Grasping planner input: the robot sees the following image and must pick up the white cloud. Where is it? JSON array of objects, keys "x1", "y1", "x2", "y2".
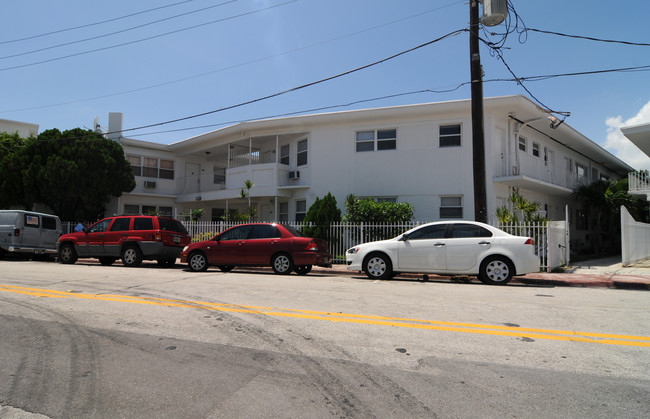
[{"x1": 604, "y1": 100, "x2": 650, "y2": 170}]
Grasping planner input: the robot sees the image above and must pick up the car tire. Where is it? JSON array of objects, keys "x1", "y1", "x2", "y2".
[
  {"x1": 363, "y1": 252, "x2": 393, "y2": 280},
  {"x1": 218, "y1": 265, "x2": 235, "y2": 272},
  {"x1": 479, "y1": 256, "x2": 514, "y2": 285},
  {"x1": 294, "y1": 265, "x2": 312, "y2": 275},
  {"x1": 271, "y1": 253, "x2": 293, "y2": 275},
  {"x1": 59, "y1": 243, "x2": 78, "y2": 264},
  {"x1": 188, "y1": 252, "x2": 209, "y2": 272},
  {"x1": 121, "y1": 245, "x2": 143, "y2": 267},
  {"x1": 99, "y1": 257, "x2": 116, "y2": 266}
]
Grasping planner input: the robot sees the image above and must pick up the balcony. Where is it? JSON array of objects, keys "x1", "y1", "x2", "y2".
[
  {"x1": 628, "y1": 171, "x2": 650, "y2": 197},
  {"x1": 492, "y1": 153, "x2": 588, "y2": 196},
  {"x1": 175, "y1": 163, "x2": 308, "y2": 203}
]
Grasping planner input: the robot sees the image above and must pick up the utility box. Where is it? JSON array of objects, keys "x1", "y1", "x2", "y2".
[{"x1": 481, "y1": 0, "x2": 508, "y2": 27}]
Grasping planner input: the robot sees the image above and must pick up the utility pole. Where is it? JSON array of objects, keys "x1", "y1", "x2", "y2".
[{"x1": 469, "y1": 0, "x2": 488, "y2": 223}]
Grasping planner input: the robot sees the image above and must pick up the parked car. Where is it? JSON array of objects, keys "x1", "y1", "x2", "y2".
[
  {"x1": 346, "y1": 221, "x2": 540, "y2": 284},
  {"x1": 57, "y1": 215, "x2": 190, "y2": 267},
  {"x1": 181, "y1": 223, "x2": 333, "y2": 274},
  {"x1": 0, "y1": 210, "x2": 62, "y2": 258}
]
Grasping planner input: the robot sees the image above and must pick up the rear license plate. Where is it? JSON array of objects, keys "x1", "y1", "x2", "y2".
[{"x1": 173, "y1": 236, "x2": 180, "y2": 243}]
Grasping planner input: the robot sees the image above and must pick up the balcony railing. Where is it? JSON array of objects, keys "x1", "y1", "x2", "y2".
[
  {"x1": 493, "y1": 153, "x2": 590, "y2": 191},
  {"x1": 628, "y1": 171, "x2": 650, "y2": 194}
]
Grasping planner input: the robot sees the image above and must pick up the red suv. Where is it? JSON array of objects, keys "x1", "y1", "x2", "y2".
[{"x1": 57, "y1": 216, "x2": 190, "y2": 267}]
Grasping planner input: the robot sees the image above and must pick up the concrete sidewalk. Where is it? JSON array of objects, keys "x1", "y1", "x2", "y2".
[{"x1": 314, "y1": 256, "x2": 650, "y2": 290}]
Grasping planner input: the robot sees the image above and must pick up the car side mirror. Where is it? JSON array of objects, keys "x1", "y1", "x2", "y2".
[
  {"x1": 83, "y1": 227, "x2": 89, "y2": 233},
  {"x1": 399, "y1": 233, "x2": 409, "y2": 241}
]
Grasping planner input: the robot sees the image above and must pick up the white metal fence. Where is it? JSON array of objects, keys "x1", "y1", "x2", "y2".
[{"x1": 180, "y1": 220, "x2": 549, "y2": 270}]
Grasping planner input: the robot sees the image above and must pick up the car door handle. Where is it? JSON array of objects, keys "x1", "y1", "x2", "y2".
[
  {"x1": 268, "y1": 240, "x2": 278, "y2": 245},
  {"x1": 478, "y1": 241, "x2": 491, "y2": 245},
  {"x1": 237, "y1": 241, "x2": 245, "y2": 246},
  {"x1": 434, "y1": 243, "x2": 445, "y2": 247}
]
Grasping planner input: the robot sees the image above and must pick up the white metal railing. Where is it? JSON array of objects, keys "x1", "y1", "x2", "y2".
[
  {"x1": 181, "y1": 220, "x2": 549, "y2": 270},
  {"x1": 628, "y1": 171, "x2": 650, "y2": 194}
]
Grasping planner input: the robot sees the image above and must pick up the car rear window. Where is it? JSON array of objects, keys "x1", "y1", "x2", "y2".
[
  {"x1": 158, "y1": 218, "x2": 188, "y2": 234},
  {"x1": 133, "y1": 218, "x2": 154, "y2": 231}
]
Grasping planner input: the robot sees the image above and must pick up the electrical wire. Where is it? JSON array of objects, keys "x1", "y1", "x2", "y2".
[
  {"x1": 0, "y1": 0, "x2": 238, "y2": 60},
  {"x1": 117, "y1": 29, "x2": 468, "y2": 134},
  {"x1": 0, "y1": 0, "x2": 466, "y2": 114},
  {"x1": 0, "y1": 0, "x2": 200, "y2": 45},
  {"x1": 0, "y1": 0, "x2": 297, "y2": 73},
  {"x1": 524, "y1": 28, "x2": 650, "y2": 47}
]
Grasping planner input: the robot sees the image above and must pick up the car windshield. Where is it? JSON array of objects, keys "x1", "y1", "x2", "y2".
[
  {"x1": 283, "y1": 225, "x2": 304, "y2": 237},
  {"x1": 158, "y1": 218, "x2": 188, "y2": 234}
]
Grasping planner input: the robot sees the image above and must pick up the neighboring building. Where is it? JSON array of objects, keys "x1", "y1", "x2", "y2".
[
  {"x1": 104, "y1": 95, "x2": 632, "y2": 239},
  {"x1": 623, "y1": 122, "x2": 650, "y2": 199},
  {"x1": 0, "y1": 118, "x2": 39, "y2": 138}
]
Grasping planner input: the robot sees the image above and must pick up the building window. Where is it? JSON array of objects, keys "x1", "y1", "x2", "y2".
[
  {"x1": 142, "y1": 205, "x2": 156, "y2": 215},
  {"x1": 576, "y1": 162, "x2": 587, "y2": 180},
  {"x1": 591, "y1": 167, "x2": 599, "y2": 181},
  {"x1": 143, "y1": 158, "x2": 158, "y2": 178},
  {"x1": 124, "y1": 204, "x2": 139, "y2": 215},
  {"x1": 297, "y1": 139, "x2": 308, "y2": 166},
  {"x1": 295, "y1": 200, "x2": 307, "y2": 222},
  {"x1": 213, "y1": 166, "x2": 225, "y2": 184},
  {"x1": 211, "y1": 208, "x2": 225, "y2": 222},
  {"x1": 127, "y1": 155, "x2": 141, "y2": 176},
  {"x1": 518, "y1": 136, "x2": 527, "y2": 152},
  {"x1": 440, "y1": 196, "x2": 463, "y2": 218},
  {"x1": 356, "y1": 129, "x2": 397, "y2": 152},
  {"x1": 280, "y1": 144, "x2": 290, "y2": 165},
  {"x1": 159, "y1": 207, "x2": 173, "y2": 217},
  {"x1": 532, "y1": 143, "x2": 540, "y2": 157},
  {"x1": 439, "y1": 124, "x2": 461, "y2": 147},
  {"x1": 279, "y1": 202, "x2": 289, "y2": 222},
  {"x1": 159, "y1": 160, "x2": 174, "y2": 179}
]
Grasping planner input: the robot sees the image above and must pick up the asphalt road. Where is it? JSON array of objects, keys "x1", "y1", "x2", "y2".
[{"x1": 0, "y1": 259, "x2": 648, "y2": 418}]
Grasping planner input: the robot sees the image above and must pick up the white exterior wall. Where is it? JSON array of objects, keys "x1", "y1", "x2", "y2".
[
  {"x1": 0, "y1": 118, "x2": 39, "y2": 138},
  {"x1": 105, "y1": 96, "x2": 632, "y2": 227}
]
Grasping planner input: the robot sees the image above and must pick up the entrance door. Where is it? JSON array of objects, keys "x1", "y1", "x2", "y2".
[{"x1": 185, "y1": 163, "x2": 200, "y2": 194}]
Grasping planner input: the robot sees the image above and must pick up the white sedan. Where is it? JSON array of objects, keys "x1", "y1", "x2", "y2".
[{"x1": 346, "y1": 221, "x2": 540, "y2": 285}]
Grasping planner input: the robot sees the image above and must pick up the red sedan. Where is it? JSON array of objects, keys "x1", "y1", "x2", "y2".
[{"x1": 180, "y1": 223, "x2": 332, "y2": 275}]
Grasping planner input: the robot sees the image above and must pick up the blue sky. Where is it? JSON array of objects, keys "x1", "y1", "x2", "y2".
[{"x1": 2, "y1": 0, "x2": 649, "y2": 168}]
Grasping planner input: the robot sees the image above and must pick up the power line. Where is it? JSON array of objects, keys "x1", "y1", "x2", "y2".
[
  {"x1": 0, "y1": 0, "x2": 466, "y2": 114},
  {"x1": 0, "y1": 0, "x2": 237, "y2": 60},
  {"x1": 118, "y1": 29, "x2": 468, "y2": 134},
  {"x1": 0, "y1": 0, "x2": 199, "y2": 45},
  {"x1": 0, "y1": 0, "x2": 297, "y2": 73},
  {"x1": 525, "y1": 28, "x2": 650, "y2": 47}
]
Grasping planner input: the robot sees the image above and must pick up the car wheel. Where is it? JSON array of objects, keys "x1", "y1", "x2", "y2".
[
  {"x1": 479, "y1": 256, "x2": 514, "y2": 285},
  {"x1": 121, "y1": 245, "x2": 143, "y2": 267},
  {"x1": 59, "y1": 243, "x2": 78, "y2": 264},
  {"x1": 294, "y1": 265, "x2": 312, "y2": 275},
  {"x1": 218, "y1": 265, "x2": 235, "y2": 272},
  {"x1": 99, "y1": 257, "x2": 116, "y2": 266},
  {"x1": 271, "y1": 253, "x2": 293, "y2": 275},
  {"x1": 188, "y1": 252, "x2": 209, "y2": 272},
  {"x1": 157, "y1": 258, "x2": 176, "y2": 267},
  {"x1": 363, "y1": 252, "x2": 392, "y2": 280}
]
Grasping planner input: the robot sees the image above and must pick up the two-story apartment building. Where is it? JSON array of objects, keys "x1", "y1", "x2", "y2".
[{"x1": 104, "y1": 95, "x2": 632, "y2": 239}]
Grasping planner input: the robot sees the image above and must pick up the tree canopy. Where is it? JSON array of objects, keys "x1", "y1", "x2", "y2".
[
  {"x1": 302, "y1": 192, "x2": 341, "y2": 239},
  {"x1": 0, "y1": 128, "x2": 135, "y2": 220}
]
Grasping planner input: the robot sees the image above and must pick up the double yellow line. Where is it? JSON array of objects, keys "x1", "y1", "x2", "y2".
[{"x1": 2, "y1": 284, "x2": 649, "y2": 348}]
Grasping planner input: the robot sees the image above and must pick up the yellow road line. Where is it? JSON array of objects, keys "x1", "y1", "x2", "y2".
[{"x1": 2, "y1": 284, "x2": 649, "y2": 347}]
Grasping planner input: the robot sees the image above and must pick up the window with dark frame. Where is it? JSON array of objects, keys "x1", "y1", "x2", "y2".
[
  {"x1": 297, "y1": 140, "x2": 308, "y2": 166},
  {"x1": 440, "y1": 196, "x2": 463, "y2": 218},
  {"x1": 439, "y1": 124, "x2": 461, "y2": 147},
  {"x1": 356, "y1": 129, "x2": 397, "y2": 152},
  {"x1": 280, "y1": 144, "x2": 290, "y2": 165},
  {"x1": 296, "y1": 200, "x2": 307, "y2": 222}
]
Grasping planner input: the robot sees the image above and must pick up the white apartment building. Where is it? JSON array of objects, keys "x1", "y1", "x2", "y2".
[
  {"x1": 0, "y1": 118, "x2": 39, "y2": 138},
  {"x1": 105, "y1": 95, "x2": 633, "y2": 238}
]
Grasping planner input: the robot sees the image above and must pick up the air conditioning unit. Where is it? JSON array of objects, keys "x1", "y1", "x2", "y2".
[
  {"x1": 288, "y1": 171, "x2": 300, "y2": 180},
  {"x1": 144, "y1": 181, "x2": 156, "y2": 188}
]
